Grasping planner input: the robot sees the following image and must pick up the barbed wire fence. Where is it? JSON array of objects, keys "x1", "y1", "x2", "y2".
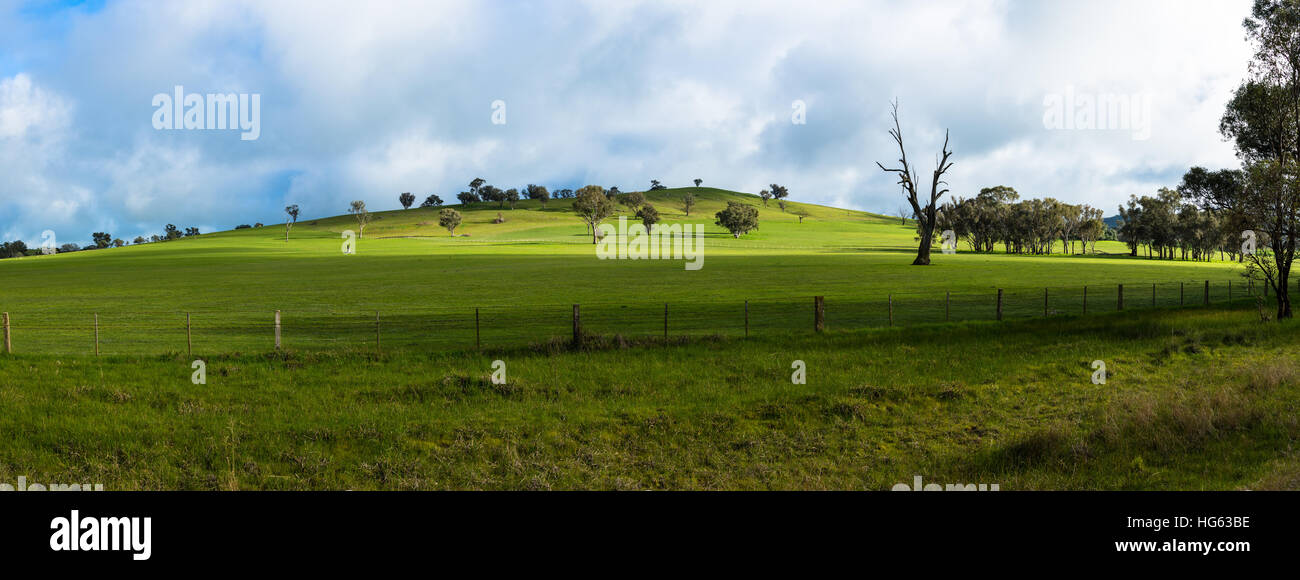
[{"x1": 0, "y1": 277, "x2": 1281, "y2": 357}]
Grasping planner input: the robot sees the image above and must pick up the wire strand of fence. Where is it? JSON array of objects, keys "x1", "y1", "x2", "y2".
[{"x1": 0, "y1": 278, "x2": 1281, "y2": 356}]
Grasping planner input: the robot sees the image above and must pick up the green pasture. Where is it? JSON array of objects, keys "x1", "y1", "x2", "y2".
[
  {"x1": 0, "y1": 305, "x2": 1295, "y2": 490},
  {"x1": 0, "y1": 188, "x2": 1249, "y2": 355}
]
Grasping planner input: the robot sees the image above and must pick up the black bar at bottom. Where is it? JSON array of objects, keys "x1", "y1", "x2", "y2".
[{"x1": 0, "y1": 491, "x2": 1284, "y2": 570}]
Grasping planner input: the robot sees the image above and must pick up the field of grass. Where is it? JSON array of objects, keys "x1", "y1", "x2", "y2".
[
  {"x1": 2, "y1": 186, "x2": 1292, "y2": 491},
  {"x1": 0, "y1": 304, "x2": 1295, "y2": 490},
  {"x1": 0, "y1": 187, "x2": 1251, "y2": 354}
]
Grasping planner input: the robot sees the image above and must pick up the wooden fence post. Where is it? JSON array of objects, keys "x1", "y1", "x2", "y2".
[
  {"x1": 1117, "y1": 284, "x2": 1124, "y2": 311},
  {"x1": 274, "y1": 310, "x2": 281, "y2": 350},
  {"x1": 814, "y1": 296, "x2": 825, "y2": 333},
  {"x1": 475, "y1": 308, "x2": 481, "y2": 350},
  {"x1": 888, "y1": 294, "x2": 893, "y2": 327},
  {"x1": 1204, "y1": 280, "x2": 1210, "y2": 305},
  {"x1": 744, "y1": 300, "x2": 749, "y2": 338},
  {"x1": 572, "y1": 304, "x2": 581, "y2": 345},
  {"x1": 186, "y1": 313, "x2": 192, "y2": 357},
  {"x1": 94, "y1": 313, "x2": 99, "y2": 356},
  {"x1": 996, "y1": 289, "x2": 1003, "y2": 321},
  {"x1": 1228, "y1": 280, "x2": 1232, "y2": 300},
  {"x1": 2, "y1": 312, "x2": 9, "y2": 354},
  {"x1": 1152, "y1": 283, "x2": 1156, "y2": 307}
]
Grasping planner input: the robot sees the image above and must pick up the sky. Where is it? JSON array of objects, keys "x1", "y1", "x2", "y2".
[{"x1": 0, "y1": 0, "x2": 1256, "y2": 245}]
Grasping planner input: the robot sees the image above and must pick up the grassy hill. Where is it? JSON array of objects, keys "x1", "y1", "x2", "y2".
[
  {"x1": 0, "y1": 187, "x2": 1244, "y2": 354},
  {"x1": 291, "y1": 187, "x2": 906, "y2": 244}
]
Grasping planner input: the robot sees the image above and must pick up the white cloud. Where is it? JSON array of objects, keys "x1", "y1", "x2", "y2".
[
  {"x1": 0, "y1": 73, "x2": 70, "y2": 138},
  {"x1": 0, "y1": 73, "x2": 92, "y2": 242}
]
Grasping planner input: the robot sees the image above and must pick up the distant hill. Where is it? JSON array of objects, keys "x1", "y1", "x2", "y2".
[
  {"x1": 256, "y1": 186, "x2": 900, "y2": 242},
  {"x1": 1103, "y1": 215, "x2": 1123, "y2": 230}
]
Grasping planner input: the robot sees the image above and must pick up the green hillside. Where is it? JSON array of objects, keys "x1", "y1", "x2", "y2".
[
  {"x1": 0, "y1": 187, "x2": 1244, "y2": 355},
  {"x1": 316, "y1": 187, "x2": 907, "y2": 244}
]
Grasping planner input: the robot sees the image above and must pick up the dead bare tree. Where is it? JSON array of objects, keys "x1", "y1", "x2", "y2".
[
  {"x1": 895, "y1": 204, "x2": 911, "y2": 225},
  {"x1": 876, "y1": 100, "x2": 954, "y2": 265}
]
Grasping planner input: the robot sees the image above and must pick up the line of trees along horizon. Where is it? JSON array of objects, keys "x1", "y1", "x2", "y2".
[
  {"x1": 937, "y1": 186, "x2": 1111, "y2": 256},
  {"x1": 1116, "y1": 185, "x2": 1242, "y2": 262},
  {"x1": 0, "y1": 223, "x2": 200, "y2": 259},
  {"x1": 932, "y1": 183, "x2": 1245, "y2": 263}
]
